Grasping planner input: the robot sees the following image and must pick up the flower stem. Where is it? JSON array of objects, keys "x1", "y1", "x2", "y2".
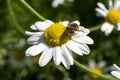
[
  {"x1": 89, "y1": 24, "x2": 101, "y2": 32},
  {"x1": 74, "y1": 60, "x2": 118, "y2": 80},
  {"x1": 20, "y1": 0, "x2": 46, "y2": 21},
  {"x1": 7, "y1": 0, "x2": 25, "y2": 35}
]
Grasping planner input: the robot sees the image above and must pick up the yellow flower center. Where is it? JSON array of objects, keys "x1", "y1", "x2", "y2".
[
  {"x1": 105, "y1": 9, "x2": 120, "y2": 25},
  {"x1": 44, "y1": 23, "x2": 71, "y2": 46},
  {"x1": 90, "y1": 67, "x2": 102, "y2": 79}
]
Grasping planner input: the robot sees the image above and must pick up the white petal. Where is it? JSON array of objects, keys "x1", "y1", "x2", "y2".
[
  {"x1": 95, "y1": 8, "x2": 107, "y2": 17},
  {"x1": 117, "y1": 23, "x2": 120, "y2": 31},
  {"x1": 61, "y1": 55, "x2": 70, "y2": 69},
  {"x1": 79, "y1": 26, "x2": 90, "y2": 34},
  {"x1": 96, "y1": 12, "x2": 103, "y2": 17},
  {"x1": 53, "y1": 46, "x2": 62, "y2": 65},
  {"x1": 26, "y1": 43, "x2": 47, "y2": 56},
  {"x1": 34, "y1": 22, "x2": 50, "y2": 31},
  {"x1": 101, "y1": 22, "x2": 114, "y2": 36},
  {"x1": 30, "y1": 25, "x2": 38, "y2": 30},
  {"x1": 44, "y1": 20, "x2": 54, "y2": 25},
  {"x1": 108, "y1": 0, "x2": 113, "y2": 9},
  {"x1": 78, "y1": 44, "x2": 90, "y2": 55},
  {"x1": 27, "y1": 35, "x2": 41, "y2": 45},
  {"x1": 97, "y1": 2, "x2": 108, "y2": 13},
  {"x1": 73, "y1": 20, "x2": 80, "y2": 26},
  {"x1": 61, "y1": 45, "x2": 73, "y2": 65},
  {"x1": 27, "y1": 35, "x2": 40, "y2": 42},
  {"x1": 105, "y1": 26, "x2": 114, "y2": 36},
  {"x1": 113, "y1": 64, "x2": 120, "y2": 71},
  {"x1": 52, "y1": 0, "x2": 64, "y2": 8},
  {"x1": 27, "y1": 35, "x2": 44, "y2": 45},
  {"x1": 114, "y1": 0, "x2": 120, "y2": 10},
  {"x1": 72, "y1": 36, "x2": 94, "y2": 44},
  {"x1": 88, "y1": 60, "x2": 96, "y2": 68},
  {"x1": 66, "y1": 40, "x2": 83, "y2": 55},
  {"x1": 31, "y1": 20, "x2": 54, "y2": 31},
  {"x1": 67, "y1": 41, "x2": 90, "y2": 55},
  {"x1": 101, "y1": 22, "x2": 110, "y2": 31},
  {"x1": 39, "y1": 47, "x2": 53, "y2": 66},
  {"x1": 25, "y1": 31, "x2": 43, "y2": 36},
  {"x1": 52, "y1": 45, "x2": 71, "y2": 69},
  {"x1": 60, "y1": 21, "x2": 69, "y2": 27},
  {"x1": 72, "y1": 27, "x2": 90, "y2": 38},
  {"x1": 98, "y1": 61, "x2": 106, "y2": 68},
  {"x1": 111, "y1": 71, "x2": 120, "y2": 79}
]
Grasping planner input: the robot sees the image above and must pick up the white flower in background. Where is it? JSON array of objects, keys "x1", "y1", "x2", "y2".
[
  {"x1": 111, "y1": 64, "x2": 120, "y2": 79},
  {"x1": 9, "y1": 49, "x2": 33, "y2": 69},
  {"x1": 95, "y1": 0, "x2": 120, "y2": 36},
  {"x1": 88, "y1": 60, "x2": 106, "y2": 69},
  {"x1": 15, "y1": 39, "x2": 26, "y2": 49},
  {"x1": 52, "y1": 0, "x2": 64, "y2": 8},
  {"x1": 52, "y1": 0, "x2": 74, "y2": 8},
  {"x1": 25, "y1": 20, "x2": 93, "y2": 69},
  {"x1": 88, "y1": 60, "x2": 106, "y2": 79}
]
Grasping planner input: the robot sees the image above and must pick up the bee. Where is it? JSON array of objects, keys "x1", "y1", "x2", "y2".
[{"x1": 64, "y1": 22, "x2": 79, "y2": 36}]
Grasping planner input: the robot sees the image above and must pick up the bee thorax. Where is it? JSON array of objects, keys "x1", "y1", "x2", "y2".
[{"x1": 64, "y1": 22, "x2": 79, "y2": 36}]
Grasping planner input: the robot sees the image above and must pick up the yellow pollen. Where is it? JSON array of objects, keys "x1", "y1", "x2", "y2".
[
  {"x1": 90, "y1": 67, "x2": 103, "y2": 79},
  {"x1": 105, "y1": 9, "x2": 120, "y2": 25},
  {"x1": 44, "y1": 23, "x2": 71, "y2": 46}
]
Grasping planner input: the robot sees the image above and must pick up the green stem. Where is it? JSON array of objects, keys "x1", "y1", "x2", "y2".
[
  {"x1": 7, "y1": 0, "x2": 25, "y2": 35},
  {"x1": 20, "y1": 0, "x2": 46, "y2": 21},
  {"x1": 89, "y1": 24, "x2": 101, "y2": 32},
  {"x1": 74, "y1": 60, "x2": 118, "y2": 80}
]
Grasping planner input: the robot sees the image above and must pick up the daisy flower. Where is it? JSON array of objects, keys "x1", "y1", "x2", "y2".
[
  {"x1": 9, "y1": 49, "x2": 33, "y2": 69},
  {"x1": 52, "y1": 0, "x2": 74, "y2": 8},
  {"x1": 111, "y1": 64, "x2": 120, "y2": 79},
  {"x1": 95, "y1": 0, "x2": 120, "y2": 36},
  {"x1": 88, "y1": 60, "x2": 106, "y2": 79},
  {"x1": 25, "y1": 20, "x2": 93, "y2": 69},
  {"x1": 52, "y1": 0, "x2": 64, "y2": 8}
]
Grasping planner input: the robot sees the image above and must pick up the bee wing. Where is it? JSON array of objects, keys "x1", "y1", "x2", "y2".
[{"x1": 66, "y1": 15, "x2": 73, "y2": 22}]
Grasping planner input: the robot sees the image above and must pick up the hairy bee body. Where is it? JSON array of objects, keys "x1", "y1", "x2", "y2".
[{"x1": 65, "y1": 22, "x2": 79, "y2": 36}]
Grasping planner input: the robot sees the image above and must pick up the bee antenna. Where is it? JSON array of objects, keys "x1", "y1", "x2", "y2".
[{"x1": 66, "y1": 15, "x2": 73, "y2": 22}]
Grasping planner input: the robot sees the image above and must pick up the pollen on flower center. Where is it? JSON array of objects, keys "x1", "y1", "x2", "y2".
[
  {"x1": 105, "y1": 9, "x2": 120, "y2": 25},
  {"x1": 44, "y1": 23, "x2": 71, "y2": 46}
]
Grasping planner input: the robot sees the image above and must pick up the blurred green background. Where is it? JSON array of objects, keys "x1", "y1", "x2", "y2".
[{"x1": 0, "y1": 0, "x2": 120, "y2": 80}]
